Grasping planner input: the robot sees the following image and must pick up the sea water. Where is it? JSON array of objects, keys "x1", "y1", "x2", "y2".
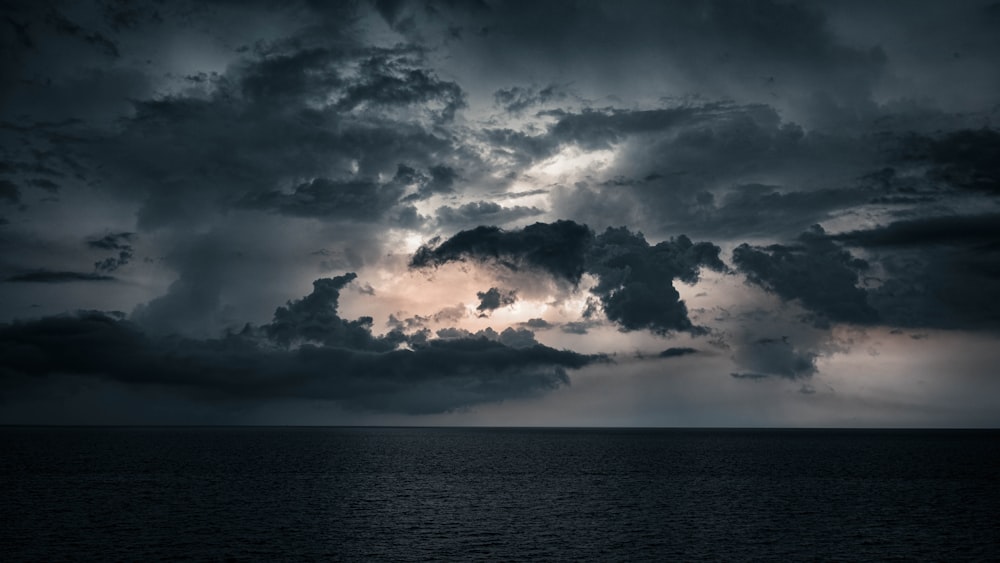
[{"x1": 2, "y1": 427, "x2": 998, "y2": 561}]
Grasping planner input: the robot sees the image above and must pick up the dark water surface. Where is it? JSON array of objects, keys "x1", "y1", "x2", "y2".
[{"x1": 2, "y1": 427, "x2": 998, "y2": 561}]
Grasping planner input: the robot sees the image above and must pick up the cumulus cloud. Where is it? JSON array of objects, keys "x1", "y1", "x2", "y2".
[
  {"x1": 413, "y1": 221, "x2": 725, "y2": 334},
  {"x1": 476, "y1": 287, "x2": 517, "y2": 314},
  {"x1": 587, "y1": 227, "x2": 726, "y2": 334}
]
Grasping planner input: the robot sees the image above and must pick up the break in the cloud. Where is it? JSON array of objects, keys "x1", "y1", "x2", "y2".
[
  {"x1": 413, "y1": 221, "x2": 726, "y2": 334},
  {"x1": 1, "y1": 0, "x2": 998, "y2": 426}
]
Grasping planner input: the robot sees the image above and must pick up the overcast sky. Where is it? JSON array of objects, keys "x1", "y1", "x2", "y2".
[{"x1": 1, "y1": 0, "x2": 999, "y2": 426}]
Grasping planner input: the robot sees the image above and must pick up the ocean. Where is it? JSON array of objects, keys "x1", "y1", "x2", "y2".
[{"x1": 2, "y1": 427, "x2": 998, "y2": 561}]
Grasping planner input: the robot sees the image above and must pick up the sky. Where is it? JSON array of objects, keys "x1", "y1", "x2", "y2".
[{"x1": 1, "y1": 0, "x2": 999, "y2": 426}]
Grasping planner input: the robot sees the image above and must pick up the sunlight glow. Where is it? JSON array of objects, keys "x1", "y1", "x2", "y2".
[{"x1": 529, "y1": 147, "x2": 617, "y2": 180}]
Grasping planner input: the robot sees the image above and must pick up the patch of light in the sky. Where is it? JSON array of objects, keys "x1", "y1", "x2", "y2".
[
  {"x1": 528, "y1": 147, "x2": 617, "y2": 180},
  {"x1": 401, "y1": 233, "x2": 427, "y2": 255}
]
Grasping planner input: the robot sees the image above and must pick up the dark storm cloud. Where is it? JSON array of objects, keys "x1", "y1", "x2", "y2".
[
  {"x1": 54, "y1": 30, "x2": 471, "y2": 335},
  {"x1": 265, "y1": 273, "x2": 397, "y2": 350},
  {"x1": 483, "y1": 105, "x2": 711, "y2": 164},
  {"x1": 387, "y1": 0, "x2": 886, "y2": 121},
  {"x1": 659, "y1": 347, "x2": 698, "y2": 358},
  {"x1": 832, "y1": 214, "x2": 1000, "y2": 330},
  {"x1": 85, "y1": 232, "x2": 135, "y2": 251},
  {"x1": 494, "y1": 84, "x2": 567, "y2": 114},
  {"x1": 899, "y1": 129, "x2": 1000, "y2": 194},
  {"x1": 0, "y1": 274, "x2": 600, "y2": 414},
  {"x1": 2, "y1": 0, "x2": 1000, "y2": 424},
  {"x1": 40, "y1": 6, "x2": 120, "y2": 58},
  {"x1": 705, "y1": 185, "x2": 871, "y2": 239},
  {"x1": 26, "y1": 178, "x2": 59, "y2": 192},
  {"x1": 490, "y1": 101, "x2": 882, "y2": 239},
  {"x1": 403, "y1": 164, "x2": 458, "y2": 200},
  {"x1": 411, "y1": 220, "x2": 594, "y2": 284},
  {"x1": 412, "y1": 221, "x2": 725, "y2": 334},
  {"x1": 81, "y1": 39, "x2": 466, "y2": 229},
  {"x1": 5, "y1": 271, "x2": 116, "y2": 283},
  {"x1": 587, "y1": 227, "x2": 726, "y2": 334},
  {"x1": 475, "y1": 287, "x2": 517, "y2": 314},
  {"x1": 733, "y1": 226, "x2": 878, "y2": 326},
  {"x1": 333, "y1": 55, "x2": 466, "y2": 122},
  {"x1": 87, "y1": 232, "x2": 134, "y2": 273},
  {"x1": 0, "y1": 180, "x2": 20, "y2": 204},
  {"x1": 834, "y1": 213, "x2": 1000, "y2": 248},
  {"x1": 241, "y1": 177, "x2": 405, "y2": 222}
]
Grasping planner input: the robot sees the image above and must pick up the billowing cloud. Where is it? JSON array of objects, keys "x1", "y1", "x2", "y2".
[
  {"x1": 411, "y1": 221, "x2": 595, "y2": 284},
  {"x1": 0, "y1": 273, "x2": 600, "y2": 414},
  {"x1": 476, "y1": 287, "x2": 517, "y2": 314},
  {"x1": 413, "y1": 221, "x2": 725, "y2": 334},
  {"x1": 733, "y1": 226, "x2": 878, "y2": 326},
  {"x1": 2, "y1": 0, "x2": 999, "y2": 426},
  {"x1": 587, "y1": 227, "x2": 726, "y2": 334}
]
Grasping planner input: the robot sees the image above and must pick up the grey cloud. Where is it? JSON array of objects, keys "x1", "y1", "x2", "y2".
[
  {"x1": 560, "y1": 321, "x2": 593, "y2": 335},
  {"x1": 834, "y1": 213, "x2": 1000, "y2": 248},
  {"x1": 497, "y1": 327, "x2": 538, "y2": 349},
  {"x1": 265, "y1": 273, "x2": 397, "y2": 351},
  {"x1": 659, "y1": 347, "x2": 698, "y2": 358},
  {"x1": 834, "y1": 214, "x2": 1000, "y2": 330},
  {"x1": 411, "y1": 164, "x2": 459, "y2": 199},
  {"x1": 520, "y1": 317, "x2": 553, "y2": 330},
  {"x1": 704, "y1": 184, "x2": 871, "y2": 239},
  {"x1": 241, "y1": 177, "x2": 405, "y2": 222},
  {"x1": 82, "y1": 42, "x2": 465, "y2": 230},
  {"x1": 434, "y1": 325, "x2": 540, "y2": 350},
  {"x1": 413, "y1": 221, "x2": 725, "y2": 334},
  {"x1": 733, "y1": 226, "x2": 878, "y2": 325},
  {"x1": 394, "y1": 0, "x2": 887, "y2": 128},
  {"x1": 435, "y1": 201, "x2": 545, "y2": 229},
  {"x1": 334, "y1": 54, "x2": 466, "y2": 122},
  {"x1": 476, "y1": 287, "x2": 517, "y2": 314},
  {"x1": 432, "y1": 303, "x2": 468, "y2": 324},
  {"x1": 0, "y1": 180, "x2": 20, "y2": 204},
  {"x1": 87, "y1": 232, "x2": 134, "y2": 251},
  {"x1": 731, "y1": 337, "x2": 817, "y2": 380},
  {"x1": 494, "y1": 84, "x2": 567, "y2": 114},
  {"x1": 525, "y1": 102, "x2": 882, "y2": 239},
  {"x1": 6, "y1": 270, "x2": 116, "y2": 283},
  {"x1": 900, "y1": 129, "x2": 1000, "y2": 194},
  {"x1": 411, "y1": 220, "x2": 594, "y2": 284},
  {"x1": 88, "y1": 232, "x2": 134, "y2": 273},
  {"x1": 587, "y1": 227, "x2": 726, "y2": 334},
  {"x1": 730, "y1": 372, "x2": 771, "y2": 380},
  {"x1": 0, "y1": 274, "x2": 600, "y2": 414}
]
